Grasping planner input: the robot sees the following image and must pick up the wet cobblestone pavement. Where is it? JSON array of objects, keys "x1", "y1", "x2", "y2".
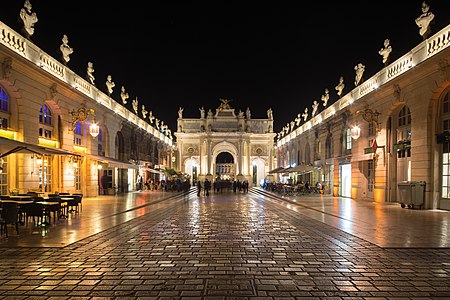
[{"x1": 0, "y1": 188, "x2": 449, "y2": 299}]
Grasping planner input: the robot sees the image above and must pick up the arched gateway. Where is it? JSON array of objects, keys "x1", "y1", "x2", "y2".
[{"x1": 175, "y1": 100, "x2": 276, "y2": 186}]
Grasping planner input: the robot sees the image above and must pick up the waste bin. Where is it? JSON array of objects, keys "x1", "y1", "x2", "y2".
[{"x1": 397, "y1": 181, "x2": 425, "y2": 209}]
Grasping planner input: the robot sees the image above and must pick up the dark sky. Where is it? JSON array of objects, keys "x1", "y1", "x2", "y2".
[{"x1": 1, "y1": 1, "x2": 450, "y2": 135}]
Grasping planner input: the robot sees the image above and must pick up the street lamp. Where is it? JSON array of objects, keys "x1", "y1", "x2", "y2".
[
  {"x1": 351, "y1": 108, "x2": 381, "y2": 140},
  {"x1": 350, "y1": 121, "x2": 361, "y2": 140}
]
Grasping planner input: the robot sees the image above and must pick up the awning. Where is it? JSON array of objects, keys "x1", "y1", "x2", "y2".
[
  {"x1": 81, "y1": 152, "x2": 139, "y2": 169},
  {"x1": 0, "y1": 137, "x2": 79, "y2": 159},
  {"x1": 268, "y1": 166, "x2": 285, "y2": 174},
  {"x1": 350, "y1": 153, "x2": 374, "y2": 162},
  {"x1": 285, "y1": 164, "x2": 317, "y2": 174}
]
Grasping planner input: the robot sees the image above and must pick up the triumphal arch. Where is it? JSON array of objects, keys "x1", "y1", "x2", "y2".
[{"x1": 175, "y1": 99, "x2": 275, "y2": 186}]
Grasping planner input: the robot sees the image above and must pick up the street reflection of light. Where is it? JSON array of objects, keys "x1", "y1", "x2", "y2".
[{"x1": 189, "y1": 199, "x2": 200, "y2": 234}]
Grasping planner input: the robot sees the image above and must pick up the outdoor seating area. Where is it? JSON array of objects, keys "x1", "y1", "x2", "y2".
[{"x1": 0, "y1": 191, "x2": 83, "y2": 238}]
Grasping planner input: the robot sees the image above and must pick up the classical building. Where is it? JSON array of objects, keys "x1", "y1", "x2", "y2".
[
  {"x1": 275, "y1": 22, "x2": 450, "y2": 210},
  {"x1": 0, "y1": 20, "x2": 174, "y2": 197},
  {"x1": 175, "y1": 100, "x2": 275, "y2": 186}
]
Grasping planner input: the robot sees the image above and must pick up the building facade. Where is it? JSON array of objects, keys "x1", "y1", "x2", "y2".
[
  {"x1": 275, "y1": 23, "x2": 450, "y2": 210},
  {"x1": 175, "y1": 101, "x2": 275, "y2": 186},
  {"x1": 0, "y1": 21, "x2": 174, "y2": 197}
]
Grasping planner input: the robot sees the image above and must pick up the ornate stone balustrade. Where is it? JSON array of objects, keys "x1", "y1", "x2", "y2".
[{"x1": 0, "y1": 21, "x2": 173, "y2": 146}]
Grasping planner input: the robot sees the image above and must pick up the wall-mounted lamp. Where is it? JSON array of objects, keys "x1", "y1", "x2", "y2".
[
  {"x1": 350, "y1": 122, "x2": 361, "y2": 140},
  {"x1": 69, "y1": 102, "x2": 99, "y2": 138},
  {"x1": 351, "y1": 108, "x2": 381, "y2": 140}
]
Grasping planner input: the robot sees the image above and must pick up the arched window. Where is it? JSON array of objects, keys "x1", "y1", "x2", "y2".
[
  {"x1": 39, "y1": 104, "x2": 53, "y2": 139},
  {"x1": 397, "y1": 105, "x2": 411, "y2": 158},
  {"x1": 97, "y1": 128, "x2": 104, "y2": 156},
  {"x1": 0, "y1": 85, "x2": 9, "y2": 129}
]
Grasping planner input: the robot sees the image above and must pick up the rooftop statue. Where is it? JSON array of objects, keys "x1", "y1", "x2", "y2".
[
  {"x1": 321, "y1": 88, "x2": 330, "y2": 107},
  {"x1": 294, "y1": 113, "x2": 301, "y2": 126},
  {"x1": 178, "y1": 107, "x2": 183, "y2": 119},
  {"x1": 378, "y1": 39, "x2": 392, "y2": 66},
  {"x1": 199, "y1": 107, "x2": 205, "y2": 119},
  {"x1": 19, "y1": 0, "x2": 38, "y2": 39},
  {"x1": 267, "y1": 108, "x2": 273, "y2": 120},
  {"x1": 59, "y1": 34, "x2": 73, "y2": 65},
  {"x1": 218, "y1": 98, "x2": 232, "y2": 110},
  {"x1": 335, "y1": 76, "x2": 345, "y2": 97},
  {"x1": 354, "y1": 63, "x2": 365, "y2": 86},
  {"x1": 142, "y1": 105, "x2": 148, "y2": 119},
  {"x1": 246, "y1": 107, "x2": 251, "y2": 119},
  {"x1": 105, "y1": 75, "x2": 115, "y2": 96},
  {"x1": 148, "y1": 111, "x2": 155, "y2": 124},
  {"x1": 132, "y1": 97, "x2": 138, "y2": 114},
  {"x1": 311, "y1": 100, "x2": 319, "y2": 117},
  {"x1": 120, "y1": 86, "x2": 129, "y2": 105},
  {"x1": 415, "y1": 1, "x2": 435, "y2": 39},
  {"x1": 86, "y1": 62, "x2": 95, "y2": 85},
  {"x1": 302, "y1": 107, "x2": 308, "y2": 121}
]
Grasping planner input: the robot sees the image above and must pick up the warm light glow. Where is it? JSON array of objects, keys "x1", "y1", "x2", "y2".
[
  {"x1": 89, "y1": 122, "x2": 100, "y2": 138},
  {"x1": 97, "y1": 164, "x2": 103, "y2": 170},
  {"x1": 38, "y1": 137, "x2": 59, "y2": 148},
  {"x1": 36, "y1": 158, "x2": 43, "y2": 165},
  {"x1": 350, "y1": 124, "x2": 361, "y2": 140},
  {"x1": 0, "y1": 129, "x2": 17, "y2": 140},
  {"x1": 73, "y1": 162, "x2": 78, "y2": 168}
]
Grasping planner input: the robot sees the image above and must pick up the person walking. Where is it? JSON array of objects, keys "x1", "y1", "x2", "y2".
[{"x1": 196, "y1": 180, "x2": 202, "y2": 196}]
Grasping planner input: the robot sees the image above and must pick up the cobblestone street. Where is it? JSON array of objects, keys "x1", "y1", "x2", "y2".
[{"x1": 0, "y1": 188, "x2": 449, "y2": 299}]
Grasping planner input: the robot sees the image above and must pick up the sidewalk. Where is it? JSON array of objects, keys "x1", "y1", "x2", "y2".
[
  {"x1": 0, "y1": 190, "x2": 189, "y2": 248},
  {"x1": 254, "y1": 187, "x2": 450, "y2": 248}
]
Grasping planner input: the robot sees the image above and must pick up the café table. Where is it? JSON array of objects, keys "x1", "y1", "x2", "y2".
[{"x1": 35, "y1": 201, "x2": 60, "y2": 226}]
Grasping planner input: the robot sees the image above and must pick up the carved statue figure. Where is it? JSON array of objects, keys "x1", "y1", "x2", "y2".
[
  {"x1": 148, "y1": 111, "x2": 155, "y2": 124},
  {"x1": 354, "y1": 63, "x2": 365, "y2": 86},
  {"x1": 218, "y1": 98, "x2": 232, "y2": 110},
  {"x1": 132, "y1": 97, "x2": 138, "y2": 114},
  {"x1": 267, "y1": 108, "x2": 273, "y2": 120},
  {"x1": 311, "y1": 100, "x2": 319, "y2": 117},
  {"x1": 59, "y1": 34, "x2": 73, "y2": 65},
  {"x1": 246, "y1": 107, "x2": 251, "y2": 119},
  {"x1": 141, "y1": 105, "x2": 148, "y2": 119},
  {"x1": 415, "y1": 2, "x2": 435, "y2": 39},
  {"x1": 207, "y1": 109, "x2": 213, "y2": 118},
  {"x1": 86, "y1": 62, "x2": 95, "y2": 85},
  {"x1": 19, "y1": 0, "x2": 38, "y2": 39},
  {"x1": 105, "y1": 75, "x2": 115, "y2": 96},
  {"x1": 294, "y1": 113, "x2": 301, "y2": 126},
  {"x1": 302, "y1": 107, "x2": 308, "y2": 121},
  {"x1": 290, "y1": 121, "x2": 295, "y2": 132},
  {"x1": 120, "y1": 86, "x2": 129, "y2": 105},
  {"x1": 155, "y1": 118, "x2": 160, "y2": 129},
  {"x1": 378, "y1": 39, "x2": 392, "y2": 66},
  {"x1": 321, "y1": 88, "x2": 330, "y2": 107},
  {"x1": 199, "y1": 107, "x2": 205, "y2": 119},
  {"x1": 238, "y1": 110, "x2": 244, "y2": 118},
  {"x1": 178, "y1": 107, "x2": 183, "y2": 118},
  {"x1": 335, "y1": 76, "x2": 345, "y2": 97}
]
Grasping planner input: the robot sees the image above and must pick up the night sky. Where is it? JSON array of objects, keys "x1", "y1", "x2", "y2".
[{"x1": 1, "y1": 1, "x2": 450, "y2": 136}]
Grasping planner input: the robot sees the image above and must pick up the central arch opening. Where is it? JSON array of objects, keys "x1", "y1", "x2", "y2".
[{"x1": 215, "y1": 152, "x2": 234, "y2": 180}]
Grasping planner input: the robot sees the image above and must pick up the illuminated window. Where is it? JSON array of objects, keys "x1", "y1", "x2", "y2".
[
  {"x1": 74, "y1": 121, "x2": 83, "y2": 145},
  {"x1": 397, "y1": 105, "x2": 411, "y2": 158},
  {"x1": 441, "y1": 92, "x2": 450, "y2": 199},
  {"x1": 0, "y1": 158, "x2": 8, "y2": 195},
  {"x1": 38, "y1": 155, "x2": 52, "y2": 192},
  {"x1": 74, "y1": 157, "x2": 81, "y2": 190},
  {"x1": 346, "y1": 128, "x2": 352, "y2": 150},
  {"x1": 0, "y1": 85, "x2": 9, "y2": 129},
  {"x1": 39, "y1": 104, "x2": 53, "y2": 139}
]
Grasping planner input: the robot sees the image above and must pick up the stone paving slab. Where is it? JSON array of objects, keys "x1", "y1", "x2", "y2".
[{"x1": 0, "y1": 189, "x2": 449, "y2": 298}]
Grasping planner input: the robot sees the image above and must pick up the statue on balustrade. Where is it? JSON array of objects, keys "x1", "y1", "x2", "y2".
[{"x1": 19, "y1": 0, "x2": 38, "y2": 40}]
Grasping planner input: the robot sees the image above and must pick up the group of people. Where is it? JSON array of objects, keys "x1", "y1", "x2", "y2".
[{"x1": 196, "y1": 179, "x2": 250, "y2": 196}]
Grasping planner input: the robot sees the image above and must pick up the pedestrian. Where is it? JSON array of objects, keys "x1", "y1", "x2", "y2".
[{"x1": 197, "y1": 180, "x2": 202, "y2": 196}]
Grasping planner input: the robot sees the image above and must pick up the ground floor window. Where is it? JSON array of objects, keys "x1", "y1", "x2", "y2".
[
  {"x1": 0, "y1": 158, "x2": 7, "y2": 195},
  {"x1": 73, "y1": 157, "x2": 81, "y2": 190},
  {"x1": 38, "y1": 155, "x2": 52, "y2": 192},
  {"x1": 442, "y1": 142, "x2": 450, "y2": 199}
]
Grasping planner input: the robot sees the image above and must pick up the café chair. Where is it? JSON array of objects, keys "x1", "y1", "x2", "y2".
[{"x1": 0, "y1": 201, "x2": 20, "y2": 237}]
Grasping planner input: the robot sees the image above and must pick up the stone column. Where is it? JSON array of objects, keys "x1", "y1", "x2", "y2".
[{"x1": 207, "y1": 139, "x2": 212, "y2": 175}]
